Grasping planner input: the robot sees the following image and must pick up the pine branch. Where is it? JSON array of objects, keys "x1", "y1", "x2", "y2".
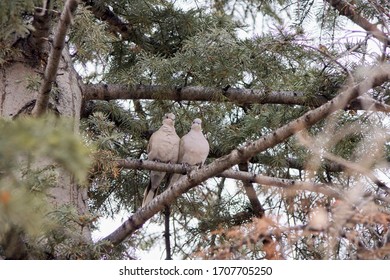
[
  {"x1": 32, "y1": 0, "x2": 79, "y2": 117},
  {"x1": 82, "y1": 83, "x2": 390, "y2": 112},
  {"x1": 82, "y1": 0, "x2": 155, "y2": 49},
  {"x1": 82, "y1": 84, "x2": 318, "y2": 105},
  {"x1": 102, "y1": 65, "x2": 390, "y2": 247},
  {"x1": 326, "y1": 0, "x2": 390, "y2": 46},
  {"x1": 116, "y1": 158, "x2": 341, "y2": 198}
]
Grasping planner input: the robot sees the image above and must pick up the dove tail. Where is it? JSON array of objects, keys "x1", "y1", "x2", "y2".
[
  {"x1": 142, "y1": 179, "x2": 156, "y2": 207},
  {"x1": 168, "y1": 173, "x2": 181, "y2": 188},
  {"x1": 142, "y1": 171, "x2": 165, "y2": 207}
]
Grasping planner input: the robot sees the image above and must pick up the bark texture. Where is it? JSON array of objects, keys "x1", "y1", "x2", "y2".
[
  {"x1": 33, "y1": 0, "x2": 79, "y2": 116},
  {"x1": 0, "y1": 49, "x2": 90, "y2": 242},
  {"x1": 82, "y1": 83, "x2": 390, "y2": 112}
]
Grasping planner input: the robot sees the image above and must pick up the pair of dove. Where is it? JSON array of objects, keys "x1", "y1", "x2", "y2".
[{"x1": 142, "y1": 113, "x2": 209, "y2": 207}]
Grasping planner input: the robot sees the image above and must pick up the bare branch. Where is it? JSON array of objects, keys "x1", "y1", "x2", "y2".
[
  {"x1": 116, "y1": 158, "x2": 341, "y2": 198},
  {"x1": 101, "y1": 65, "x2": 390, "y2": 247},
  {"x1": 238, "y1": 162, "x2": 265, "y2": 217},
  {"x1": 163, "y1": 205, "x2": 172, "y2": 260},
  {"x1": 32, "y1": 0, "x2": 79, "y2": 117},
  {"x1": 326, "y1": 0, "x2": 390, "y2": 46},
  {"x1": 82, "y1": 83, "x2": 390, "y2": 112},
  {"x1": 82, "y1": 83, "x2": 324, "y2": 105}
]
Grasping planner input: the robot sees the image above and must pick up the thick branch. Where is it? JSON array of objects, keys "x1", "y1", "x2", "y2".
[
  {"x1": 82, "y1": 83, "x2": 390, "y2": 112},
  {"x1": 82, "y1": 84, "x2": 322, "y2": 105},
  {"x1": 326, "y1": 0, "x2": 390, "y2": 45},
  {"x1": 102, "y1": 65, "x2": 390, "y2": 247},
  {"x1": 32, "y1": 0, "x2": 79, "y2": 116}
]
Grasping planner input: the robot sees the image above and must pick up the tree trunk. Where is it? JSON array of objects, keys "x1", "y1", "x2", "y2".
[{"x1": 0, "y1": 46, "x2": 91, "y2": 242}]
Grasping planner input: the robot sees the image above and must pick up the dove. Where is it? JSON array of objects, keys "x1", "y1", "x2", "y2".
[
  {"x1": 142, "y1": 113, "x2": 180, "y2": 207},
  {"x1": 169, "y1": 118, "x2": 209, "y2": 187}
]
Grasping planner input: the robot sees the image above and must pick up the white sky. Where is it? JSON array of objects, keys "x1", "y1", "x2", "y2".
[{"x1": 92, "y1": 211, "x2": 166, "y2": 259}]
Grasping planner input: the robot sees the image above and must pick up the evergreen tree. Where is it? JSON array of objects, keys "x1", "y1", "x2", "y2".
[{"x1": 0, "y1": 0, "x2": 390, "y2": 259}]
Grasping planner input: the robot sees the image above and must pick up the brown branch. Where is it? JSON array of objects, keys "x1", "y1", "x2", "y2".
[
  {"x1": 163, "y1": 205, "x2": 172, "y2": 260},
  {"x1": 116, "y1": 158, "x2": 341, "y2": 198},
  {"x1": 238, "y1": 162, "x2": 265, "y2": 217},
  {"x1": 326, "y1": 0, "x2": 390, "y2": 46},
  {"x1": 348, "y1": 96, "x2": 390, "y2": 112},
  {"x1": 82, "y1": 83, "x2": 390, "y2": 112},
  {"x1": 82, "y1": 83, "x2": 324, "y2": 105},
  {"x1": 204, "y1": 151, "x2": 346, "y2": 172},
  {"x1": 117, "y1": 158, "x2": 390, "y2": 204},
  {"x1": 82, "y1": 0, "x2": 155, "y2": 49},
  {"x1": 102, "y1": 65, "x2": 390, "y2": 247},
  {"x1": 32, "y1": 0, "x2": 79, "y2": 117}
]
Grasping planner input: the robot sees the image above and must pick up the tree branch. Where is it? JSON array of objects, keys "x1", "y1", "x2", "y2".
[
  {"x1": 116, "y1": 158, "x2": 341, "y2": 198},
  {"x1": 326, "y1": 0, "x2": 390, "y2": 46},
  {"x1": 82, "y1": 83, "x2": 323, "y2": 105},
  {"x1": 82, "y1": 83, "x2": 390, "y2": 112},
  {"x1": 32, "y1": 0, "x2": 79, "y2": 117},
  {"x1": 163, "y1": 205, "x2": 172, "y2": 260},
  {"x1": 82, "y1": 0, "x2": 156, "y2": 49},
  {"x1": 239, "y1": 162, "x2": 265, "y2": 217},
  {"x1": 102, "y1": 64, "x2": 390, "y2": 247}
]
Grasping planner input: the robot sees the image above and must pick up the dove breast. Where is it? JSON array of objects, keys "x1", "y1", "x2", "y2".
[
  {"x1": 179, "y1": 129, "x2": 209, "y2": 166},
  {"x1": 147, "y1": 124, "x2": 180, "y2": 163}
]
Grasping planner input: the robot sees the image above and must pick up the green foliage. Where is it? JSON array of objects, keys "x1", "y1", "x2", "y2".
[
  {"x1": 0, "y1": 116, "x2": 91, "y2": 182},
  {"x1": 0, "y1": 0, "x2": 42, "y2": 64},
  {"x1": 0, "y1": 116, "x2": 92, "y2": 258},
  {"x1": 0, "y1": 0, "x2": 38, "y2": 40},
  {"x1": 69, "y1": 3, "x2": 116, "y2": 65},
  {"x1": 82, "y1": 107, "x2": 149, "y2": 217},
  {"x1": 0, "y1": 41, "x2": 20, "y2": 65}
]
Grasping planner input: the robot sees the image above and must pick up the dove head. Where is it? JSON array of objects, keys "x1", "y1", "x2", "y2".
[
  {"x1": 191, "y1": 118, "x2": 202, "y2": 131},
  {"x1": 162, "y1": 113, "x2": 176, "y2": 126}
]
